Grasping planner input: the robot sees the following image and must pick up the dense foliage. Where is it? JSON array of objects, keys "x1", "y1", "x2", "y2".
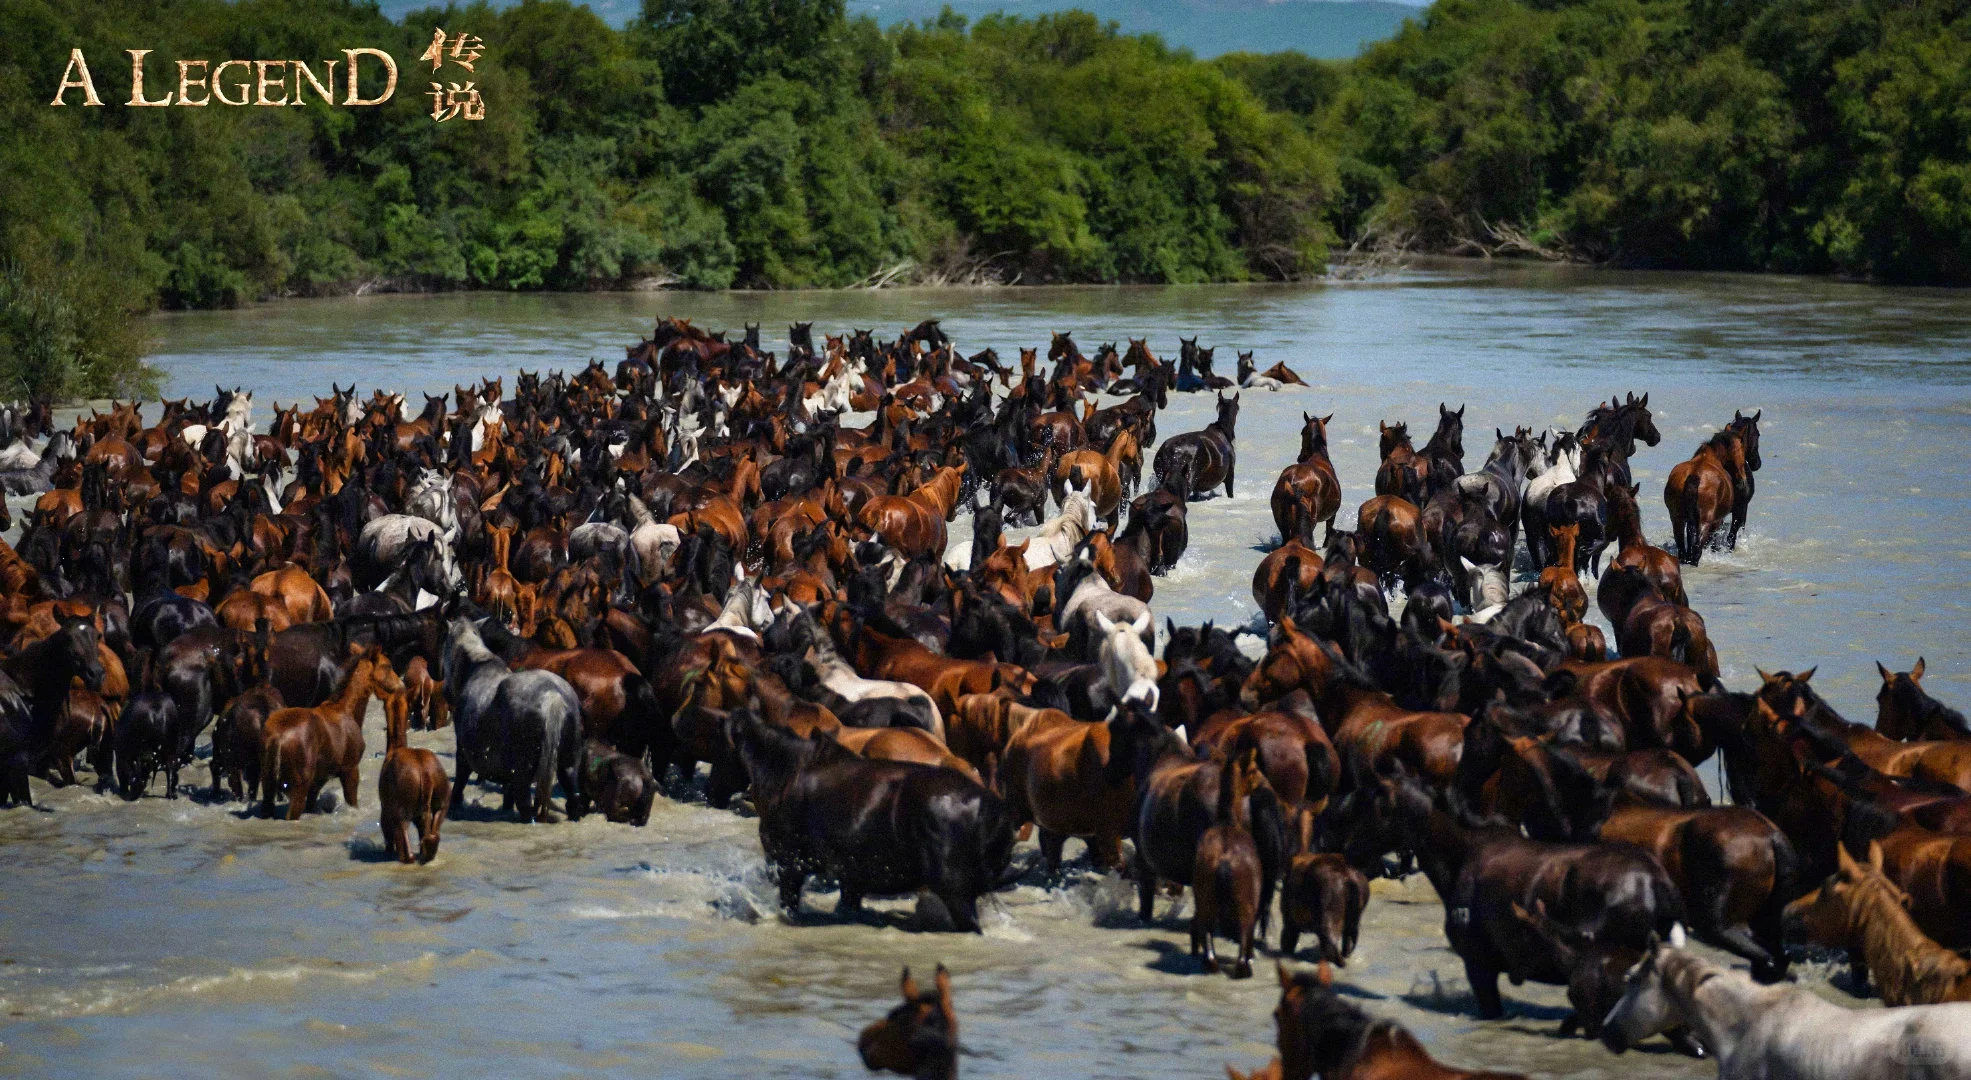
[{"x1": 0, "y1": 0, "x2": 1966, "y2": 397}]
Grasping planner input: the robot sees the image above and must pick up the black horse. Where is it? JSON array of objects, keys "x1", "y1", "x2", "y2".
[
  {"x1": 1153, "y1": 392, "x2": 1238, "y2": 500},
  {"x1": 727, "y1": 707, "x2": 1015, "y2": 932}
]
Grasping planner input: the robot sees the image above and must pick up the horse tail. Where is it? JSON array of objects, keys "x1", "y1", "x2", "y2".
[
  {"x1": 1213, "y1": 858, "x2": 1237, "y2": 937},
  {"x1": 1764, "y1": 828, "x2": 1800, "y2": 914},
  {"x1": 623, "y1": 673, "x2": 671, "y2": 768},
  {"x1": 1679, "y1": 469, "x2": 1703, "y2": 564},
  {"x1": 260, "y1": 736, "x2": 283, "y2": 818},
  {"x1": 1247, "y1": 784, "x2": 1289, "y2": 938},
  {"x1": 1305, "y1": 739, "x2": 1336, "y2": 811}
]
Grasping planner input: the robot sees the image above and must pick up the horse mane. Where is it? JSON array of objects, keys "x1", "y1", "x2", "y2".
[{"x1": 1842, "y1": 868, "x2": 1971, "y2": 1004}]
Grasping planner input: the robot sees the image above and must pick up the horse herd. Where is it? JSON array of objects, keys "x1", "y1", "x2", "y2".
[{"x1": 0, "y1": 317, "x2": 1965, "y2": 1079}]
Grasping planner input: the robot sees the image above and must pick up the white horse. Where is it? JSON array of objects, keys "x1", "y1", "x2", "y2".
[
  {"x1": 1095, "y1": 610, "x2": 1158, "y2": 710},
  {"x1": 702, "y1": 568, "x2": 774, "y2": 643},
  {"x1": 624, "y1": 494, "x2": 680, "y2": 585},
  {"x1": 1023, "y1": 477, "x2": 1095, "y2": 571},
  {"x1": 801, "y1": 615, "x2": 944, "y2": 740},
  {"x1": 1057, "y1": 549, "x2": 1153, "y2": 661},
  {"x1": 1602, "y1": 927, "x2": 1971, "y2": 1078},
  {"x1": 405, "y1": 468, "x2": 461, "y2": 543}
]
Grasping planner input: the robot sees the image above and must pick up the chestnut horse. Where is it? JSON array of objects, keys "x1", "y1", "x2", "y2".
[
  {"x1": 860, "y1": 466, "x2": 964, "y2": 559},
  {"x1": 1355, "y1": 494, "x2": 1428, "y2": 588},
  {"x1": 1875, "y1": 658, "x2": 1969, "y2": 741},
  {"x1": 1193, "y1": 750, "x2": 1267, "y2": 978},
  {"x1": 1271, "y1": 413, "x2": 1340, "y2": 547},
  {"x1": 378, "y1": 683, "x2": 451, "y2": 864},
  {"x1": 997, "y1": 699, "x2": 1171, "y2": 870},
  {"x1": 1663, "y1": 410, "x2": 1760, "y2": 564},
  {"x1": 260, "y1": 651, "x2": 394, "y2": 820},
  {"x1": 1785, "y1": 840, "x2": 1971, "y2": 1005},
  {"x1": 858, "y1": 966, "x2": 957, "y2": 1080},
  {"x1": 1274, "y1": 962, "x2": 1529, "y2": 1080}
]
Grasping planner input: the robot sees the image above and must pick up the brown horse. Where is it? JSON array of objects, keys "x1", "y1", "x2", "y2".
[
  {"x1": 1373, "y1": 421, "x2": 1425, "y2": 501},
  {"x1": 1557, "y1": 656, "x2": 1710, "y2": 764},
  {"x1": 1613, "y1": 591, "x2": 1720, "y2": 688},
  {"x1": 1663, "y1": 411, "x2": 1759, "y2": 564},
  {"x1": 1193, "y1": 700, "x2": 1339, "y2": 817},
  {"x1": 997, "y1": 700, "x2": 1168, "y2": 870},
  {"x1": 858, "y1": 966, "x2": 957, "y2": 1080},
  {"x1": 1252, "y1": 541, "x2": 1323, "y2": 624},
  {"x1": 1785, "y1": 840, "x2": 1971, "y2": 1006},
  {"x1": 1193, "y1": 751, "x2": 1266, "y2": 978},
  {"x1": 832, "y1": 726, "x2": 980, "y2": 782},
  {"x1": 1355, "y1": 494, "x2": 1428, "y2": 587},
  {"x1": 1052, "y1": 428, "x2": 1138, "y2": 529},
  {"x1": 248, "y1": 565, "x2": 335, "y2": 625},
  {"x1": 1876, "y1": 658, "x2": 1969, "y2": 741},
  {"x1": 259, "y1": 651, "x2": 394, "y2": 820},
  {"x1": 1241, "y1": 622, "x2": 1465, "y2": 789},
  {"x1": 1271, "y1": 413, "x2": 1341, "y2": 547},
  {"x1": 1538, "y1": 524, "x2": 1589, "y2": 625},
  {"x1": 860, "y1": 465, "x2": 964, "y2": 559},
  {"x1": 1280, "y1": 853, "x2": 1369, "y2": 966},
  {"x1": 378, "y1": 682, "x2": 450, "y2": 864},
  {"x1": 1603, "y1": 482, "x2": 1685, "y2": 608},
  {"x1": 1595, "y1": 803, "x2": 1796, "y2": 982},
  {"x1": 1274, "y1": 963, "x2": 1529, "y2": 1080}
]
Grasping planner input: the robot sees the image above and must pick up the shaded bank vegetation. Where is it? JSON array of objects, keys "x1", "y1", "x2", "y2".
[{"x1": 1, "y1": 0, "x2": 1968, "y2": 397}]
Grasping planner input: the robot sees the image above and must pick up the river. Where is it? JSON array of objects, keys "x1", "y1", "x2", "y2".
[{"x1": 2, "y1": 262, "x2": 1967, "y2": 1078}]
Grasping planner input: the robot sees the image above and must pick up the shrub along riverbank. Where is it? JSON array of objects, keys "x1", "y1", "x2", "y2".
[{"x1": 2, "y1": 0, "x2": 1968, "y2": 398}]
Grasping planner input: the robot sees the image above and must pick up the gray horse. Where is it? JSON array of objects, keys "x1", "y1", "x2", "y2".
[
  {"x1": 356, "y1": 514, "x2": 464, "y2": 593},
  {"x1": 443, "y1": 619, "x2": 584, "y2": 823}
]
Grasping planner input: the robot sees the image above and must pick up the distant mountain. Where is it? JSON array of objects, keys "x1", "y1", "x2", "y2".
[
  {"x1": 854, "y1": 0, "x2": 1421, "y2": 59},
  {"x1": 372, "y1": 0, "x2": 1422, "y2": 60}
]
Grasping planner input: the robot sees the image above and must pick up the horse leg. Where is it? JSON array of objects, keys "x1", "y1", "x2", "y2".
[
  {"x1": 942, "y1": 892, "x2": 982, "y2": 934},
  {"x1": 837, "y1": 883, "x2": 864, "y2": 918},
  {"x1": 382, "y1": 806, "x2": 410, "y2": 863},
  {"x1": 1037, "y1": 828, "x2": 1068, "y2": 873},
  {"x1": 165, "y1": 757, "x2": 180, "y2": 800},
  {"x1": 450, "y1": 757, "x2": 471, "y2": 810},
  {"x1": 286, "y1": 768, "x2": 314, "y2": 820},
  {"x1": 1465, "y1": 957, "x2": 1506, "y2": 1020},
  {"x1": 706, "y1": 755, "x2": 743, "y2": 810},
  {"x1": 1135, "y1": 852, "x2": 1158, "y2": 924},
  {"x1": 341, "y1": 765, "x2": 360, "y2": 811},
  {"x1": 1191, "y1": 906, "x2": 1216, "y2": 973},
  {"x1": 1234, "y1": 904, "x2": 1255, "y2": 979},
  {"x1": 776, "y1": 864, "x2": 807, "y2": 916},
  {"x1": 1224, "y1": 463, "x2": 1234, "y2": 500}
]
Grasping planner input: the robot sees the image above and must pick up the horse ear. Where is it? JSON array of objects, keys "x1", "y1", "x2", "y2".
[
  {"x1": 1667, "y1": 923, "x2": 1687, "y2": 949},
  {"x1": 933, "y1": 965, "x2": 954, "y2": 1018},
  {"x1": 1868, "y1": 840, "x2": 1885, "y2": 873},
  {"x1": 1131, "y1": 610, "x2": 1152, "y2": 636},
  {"x1": 1095, "y1": 611, "x2": 1116, "y2": 635},
  {"x1": 1912, "y1": 657, "x2": 1925, "y2": 680},
  {"x1": 1754, "y1": 667, "x2": 1771, "y2": 683},
  {"x1": 899, "y1": 967, "x2": 919, "y2": 1000},
  {"x1": 1496, "y1": 427, "x2": 1505, "y2": 441},
  {"x1": 1752, "y1": 409, "x2": 1760, "y2": 421},
  {"x1": 1639, "y1": 393, "x2": 1648, "y2": 406},
  {"x1": 1321, "y1": 414, "x2": 1332, "y2": 425},
  {"x1": 1837, "y1": 841, "x2": 1860, "y2": 877},
  {"x1": 1878, "y1": 661, "x2": 1893, "y2": 683},
  {"x1": 1798, "y1": 666, "x2": 1816, "y2": 683}
]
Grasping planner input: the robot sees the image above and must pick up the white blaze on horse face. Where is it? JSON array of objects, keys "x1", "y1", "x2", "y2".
[{"x1": 1668, "y1": 923, "x2": 1687, "y2": 949}]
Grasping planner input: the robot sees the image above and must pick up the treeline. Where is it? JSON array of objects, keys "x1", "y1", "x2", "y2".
[{"x1": 1, "y1": 0, "x2": 1968, "y2": 399}]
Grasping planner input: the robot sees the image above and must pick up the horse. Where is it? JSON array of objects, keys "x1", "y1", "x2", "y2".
[
  {"x1": 0, "y1": 615, "x2": 106, "y2": 807},
  {"x1": 1354, "y1": 494, "x2": 1429, "y2": 588},
  {"x1": 1664, "y1": 410, "x2": 1761, "y2": 564},
  {"x1": 1134, "y1": 728, "x2": 1288, "y2": 935},
  {"x1": 1273, "y1": 962, "x2": 1530, "y2": 1080},
  {"x1": 1522, "y1": 430, "x2": 1580, "y2": 571},
  {"x1": 862, "y1": 466, "x2": 965, "y2": 558},
  {"x1": 1279, "y1": 853, "x2": 1369, "y2": 967},
  {"x1": 570, "y1": 740, "x2": 657, "y2": 825},
  {"x1": 1271, "y1": 413, "x2": 1341, "y2": 547},
  {"x1": 443, "y1": 618, "x2": 584, "y2": 823},
  {"x1": 1340, "y1": 769, "x2": 1684, "y2": 1019},
  {"x1": 1538, "y1": 523, "x2": 1590, "y2": 625},
  {"x1": 1051, "y1": 429, "x2": 1137, "y2": 529},
  {"x1": 1192, "y1": 751, "x2": 1267, "y2": 978},
  {"x1": 354, "y1": 514, "x2": 463, "y2": 593},
  {"x1": 858, "y1": 966, "x2": 957, "y2": 1080},
  {"x1": 1095, "y1": 609, "x2": 1158, "y2": 710},
  {"x1": 1154, "y1": 392, "x2": 1239, "y2": 499},
  {"x1": 1117, "y1": 465, "x2": 1190, "y2": 575},
  {"x1": 259, "y1": 650, "x2": 394, "y2": 820},
  {"x1": 1022, "y1": 474, "x2": 1096, "y2": 572},
  {"x1": 1876, "y1": 658, "x2": 1969, "y2": 741},
  {"x1": 1786, "y1": 840, "x2": 1971, "y2": 1006},
  {"x1": 727, "y1": 707, "x2": 1014, "y2": 932},
  {"x1": 997, "y1": 695, "x2": 1172, "y2": 870},
  {"x1": 1602, "y1": 481, "x2": 1685, "y2": 610},
  {"x1": 378, "y1": 679, "x2": 451, "y2": 862},
  {"x1": 1601, "y1": 929, "x2": 1971, "y2": 1077}
]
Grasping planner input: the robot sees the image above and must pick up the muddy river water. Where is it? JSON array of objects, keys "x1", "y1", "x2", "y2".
[{"x1": 3, "y1": 263, "x2": 1968, "y2": 1078}]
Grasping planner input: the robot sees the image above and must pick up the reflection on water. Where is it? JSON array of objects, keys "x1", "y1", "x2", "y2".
[{"x1": 3, "y1": 263, "x2": 1967, "y2": 1078}]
